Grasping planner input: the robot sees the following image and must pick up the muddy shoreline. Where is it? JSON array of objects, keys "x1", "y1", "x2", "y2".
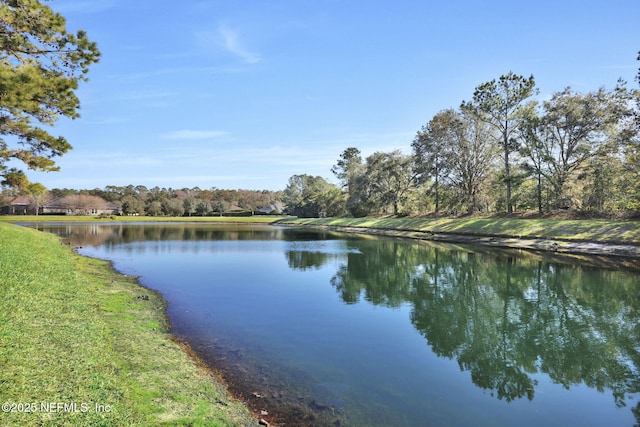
[{"x1": 179, "y1": 333, "x2": 349, "y2": 427}]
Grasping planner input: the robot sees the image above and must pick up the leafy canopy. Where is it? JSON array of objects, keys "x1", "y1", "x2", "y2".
[
  {"x1": 0, "y1": 0, "x2": 99, "y2": 183},
  {"x1": 460, "y1": 72, "x2": 537, "y2": 213}
]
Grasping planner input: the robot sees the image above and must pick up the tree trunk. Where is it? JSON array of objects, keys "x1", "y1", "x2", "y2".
[
  {"x1": 504, "y1": 146, "x2": 512, "y2": 213},
  {"x1": 537, "y1": 172, "x2": 542, "y2": 213},
  {"x1": 434, "y1": 172, "x2": 439, "y2": 213}
]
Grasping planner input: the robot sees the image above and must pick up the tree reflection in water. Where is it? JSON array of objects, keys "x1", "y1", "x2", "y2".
[{"x1": 293, "y1": 239, "x2": 640, "y2": 414}]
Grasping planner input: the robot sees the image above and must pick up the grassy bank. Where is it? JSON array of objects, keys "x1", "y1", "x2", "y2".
[
  {"x1": 276, "y1": 216, "x2": 640, "y2": 245},
  {"x1": 0, "y1": 215, "x2": 284, "y2": 224},
  {"x1": 0, "y1": 222, "x2": 256, "y2": 426}
]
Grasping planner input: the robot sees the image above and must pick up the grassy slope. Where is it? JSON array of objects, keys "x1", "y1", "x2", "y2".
[
  {"x1": 276, "y1": 217, "x2": 640, "y2": 244},
  {"x1": 0, "y1": 222, "x2": 255, "y2": 427}
]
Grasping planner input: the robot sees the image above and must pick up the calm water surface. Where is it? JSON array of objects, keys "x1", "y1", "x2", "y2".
[{"x1": 31, "y1": 223, "x2": 640, "y2": 426}]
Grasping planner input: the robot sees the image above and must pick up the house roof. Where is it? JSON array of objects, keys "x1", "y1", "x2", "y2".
[
  {"x1": 7, "y1": 196, "x2": 30, "y2": 206},
  {"x1": 41, "y1": 197, "x2": 69, "y2": 209},
  {"x1": 256, "y1": 203, "x2": 284, "y2": 213},
  {"x1": 43, "y1": 196, "x2": 120, "y2": 210}
]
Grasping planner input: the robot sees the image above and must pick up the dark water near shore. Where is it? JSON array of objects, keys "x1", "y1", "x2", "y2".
[{"x1": 30, "y1": 223, "x2": 640, "y2": 426}]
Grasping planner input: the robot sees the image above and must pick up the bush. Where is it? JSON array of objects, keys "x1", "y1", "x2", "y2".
[{"x1": 96, "y1": 213, "x2": 116, "y2": 219}]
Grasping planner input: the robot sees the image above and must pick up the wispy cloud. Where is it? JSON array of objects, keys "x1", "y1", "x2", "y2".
[
  {"x1": 117, "y1": 91, "x2": 176, "y2": 101},
  {"x1": 115, "y1": 90, "x2": 175, "y2": 108},
  {"x1": 109, "y1": 64, "x2": 254, "y2": 83},
  {"x1": 160, "y1": 130, "x2": 229, "y2": 140},
  {"x1": 159, "y1": 144, "x2": 340, "y2": 176},
  {"x1": 61, "y1": 152, "x2": 163, "y2": 169},
  {"x1": 216, "y1": 25, "x2": 261, "y2": 64},
  {"x1": 142, "y1": 174, "x2": 252, "y2": 184},
  {"x1": 55, "y1": 0, "x2": 119, "y2": 14},
  {"x1": 82, "y1": 116, "x2": 128, "y2": 125}
]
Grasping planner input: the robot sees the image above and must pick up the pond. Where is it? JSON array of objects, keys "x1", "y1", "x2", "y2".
[{"x1": 29, "y1": 223, "x2": 640, "y2": 426}]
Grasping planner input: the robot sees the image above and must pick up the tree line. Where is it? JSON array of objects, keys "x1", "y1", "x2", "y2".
[
  {"x1": 284, "y1": 68, "x2": 640, "y2": 218},
  {"x1": 1, "y1": 185, "x2": 283, "y2": 217},
  {"x1": 95, "y1": 186, "x2": 282, "y2": 216}
]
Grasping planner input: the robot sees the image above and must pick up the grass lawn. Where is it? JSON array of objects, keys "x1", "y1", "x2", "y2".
[
  {"x1": 276, "y1": 217, "x2": 640, "y2": 245},
  {"x1": 0, "y1": 222, "x2": 256, "y2": 426}
]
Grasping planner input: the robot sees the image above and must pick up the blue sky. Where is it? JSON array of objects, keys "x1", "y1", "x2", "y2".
[{"x1": 23, "y1": 0, "x2": 640, "y2": 191}]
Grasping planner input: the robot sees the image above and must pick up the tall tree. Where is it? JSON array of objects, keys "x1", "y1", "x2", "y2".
[
  {"x1": 414, "y1": 109, "x2": 496, "y2": 214},
  {"x1": 195, "y1": 199, "x2": 211, "y2": 216},
  {"x1": 518, "y1": 104, "x2": 547, "y2": 213},
  {"x1": 25, "y1": 182, "x2": 47, "y2": 215},
  {"x1": 364, "y1": 150, "x2": 416, "y2": 215},
  {"x1": 331, "y1": 147, "x2": 364, "y2": 197},
  {"x1": 283, "y1": 174, "x2": 345, "y2": 218},
  {"x1": 146, "y1": 200, "x2": 163, "y2": 216},
  {"x1": 412, "y1": 111, "x2": 454, "y2": 213},
  {"x1": 162, "y1": 198, "x2": 185, "y2": 217},
  {"x1": 635, "y1": 51, "x2": 640, "y2": 131},
  {"x1": 535, "y1": 86, "x2": 633, "y2": 208},
  {"x1": 623, "y1": 53, "x2": 640, "y2": 207},
  {"x1": 0, "y1": 0, "x2": 99, "y2": 181},
  {"x1": 210, "y1": 199, "x2": 230, "y2": 216},
  {"x1": 332, "y1": 147, "x2": 369, "y2": 216},
  {"x1": 183, "y1": 197, "x2": 197, "y2": 216},
  {"x1": 461, "y1": 72, "x2": 537, "y2": 213},
  {"x1": 121, "y1": 195, "x2": 145, "y2": 215},
  {"x1": 449, "y1": 110, "x2": 496, "y2": 213},
  {"x1": 582, "y1": 155, "x2": 624, "y2": 211}
]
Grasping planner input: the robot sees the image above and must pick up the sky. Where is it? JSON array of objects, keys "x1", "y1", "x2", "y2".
[{"x1": 20, "y1": 0, "x2": 640, "y2": 191}]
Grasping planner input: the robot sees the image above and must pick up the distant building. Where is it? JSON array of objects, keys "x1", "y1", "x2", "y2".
[
  {"x1": 0, "y1": 196, "x2": 32, "y2": 215},
  {"x1": 40, "y1": 196, "x2": 121, "y2": 216},
  {"x1": 255, "y1": 203, "x2": 284, "y2": 215},
  {"x1": 2, "y1": 194, "x2": 121, "y2": 216},
  {"x1": 226, "y1": 204, "x2": 244, "y2": 212}
]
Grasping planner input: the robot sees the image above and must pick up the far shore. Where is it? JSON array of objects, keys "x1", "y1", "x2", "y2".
[
  {"x1": 274, "y1": 216, "x2": 640, "y2": 262},
  {"x1": 4, "y1": 214, "x2": 640, "y2": 260},
  {"x1": 0, "y1": 214, "x2": 283, "y2": 223}
]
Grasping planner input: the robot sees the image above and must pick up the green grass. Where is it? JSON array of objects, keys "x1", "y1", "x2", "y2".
[
  {"x1": 276, "y1": 217, "x2": 640, "y2": 245},
  {"x1": 0, "y1": 215, "x2": 284, "y2": 224},
  {"x1": 0, "y1": 222, "x2": 256, "y2": 426}
]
